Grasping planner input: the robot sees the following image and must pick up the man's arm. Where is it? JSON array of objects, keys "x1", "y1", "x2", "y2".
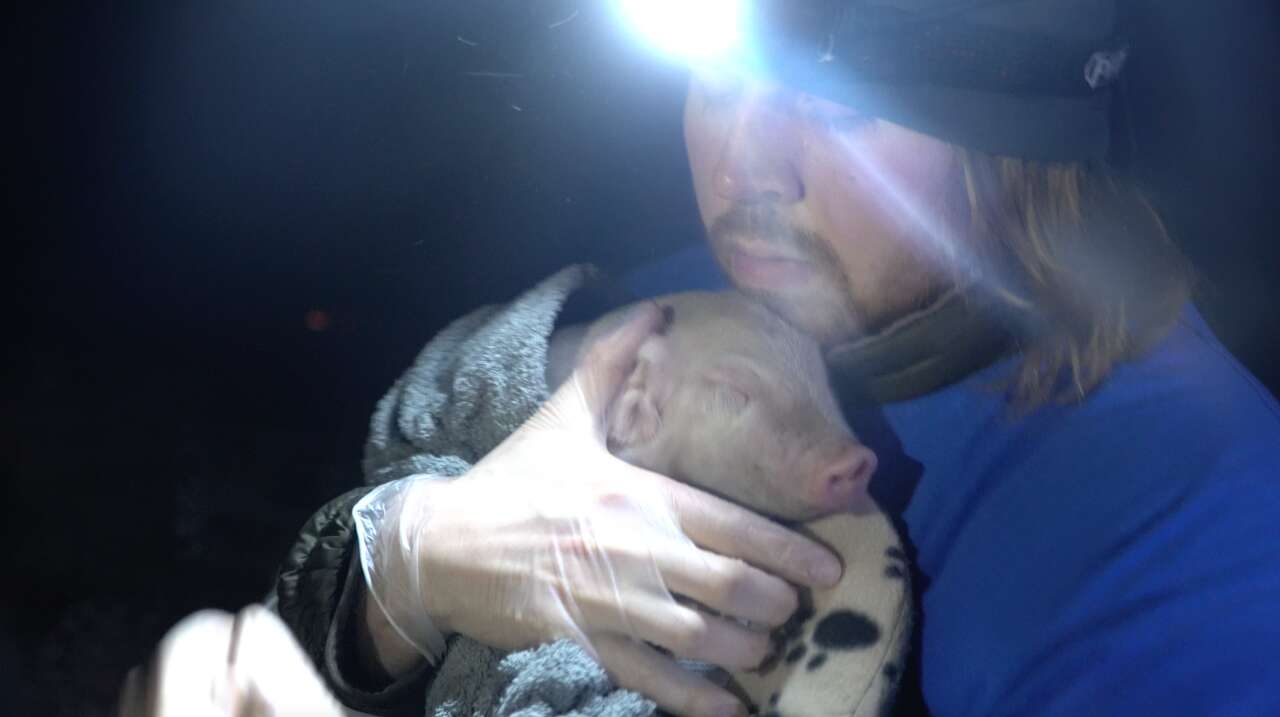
[
  {"x1": 271, "y1": 266, "x2": 601, "y2": 714},
  {"x1": 272, "y1": 487, "x2": 433, "y2": 716},
  {"x1": 953, "y1": 427, "x2": 1280, "y2": 717},
  {"x1": 999, "y1": 457, "x2": 1280, "y2": 715},
  {"x1": 355, "y1": 586, "x2": 426, "y2": 682}
]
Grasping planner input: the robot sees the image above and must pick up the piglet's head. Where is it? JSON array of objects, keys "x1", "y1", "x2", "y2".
[{"x1": 604, "y1": 292, "x2": 877, "y2": 522}]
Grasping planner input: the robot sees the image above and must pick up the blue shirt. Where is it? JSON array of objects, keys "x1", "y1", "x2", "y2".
[{"x1": 622, "y1": 244, "x2": 1280, "y2": 716}]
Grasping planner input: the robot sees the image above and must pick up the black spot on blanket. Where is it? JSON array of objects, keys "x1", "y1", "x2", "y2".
[
  {"x1": 784, "y1": 643, "x2": 807, "y2": 664},
  {"x1": 812, "y1": 610, "x2": 881, "y2": 650}
]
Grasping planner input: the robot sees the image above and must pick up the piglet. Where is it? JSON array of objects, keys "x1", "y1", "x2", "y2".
[{"x1": 582, "y1": 291, "x2": 912, "y2": 716}]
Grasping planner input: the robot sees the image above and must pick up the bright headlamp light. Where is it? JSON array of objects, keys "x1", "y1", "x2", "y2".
[{"x1": 615, "y1": 0, "x2": 745, "y2": 64}]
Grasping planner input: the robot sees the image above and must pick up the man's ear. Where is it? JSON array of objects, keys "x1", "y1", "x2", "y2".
[{"x1": 605, "y1": 358, "x2": 663, "y2": 453}]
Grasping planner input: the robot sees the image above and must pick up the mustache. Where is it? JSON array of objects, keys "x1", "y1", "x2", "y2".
[
  {"x1": 707, "y1": 203, "x2": 867, "y2": 333},
  {"x1": 708, "y1": 204, "x2": 827, "y2": 260}
]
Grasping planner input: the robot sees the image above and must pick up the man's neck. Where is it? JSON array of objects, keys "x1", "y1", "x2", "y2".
[{"x1": 824, "y1": 288, "x2": 1016, "y2": 405}]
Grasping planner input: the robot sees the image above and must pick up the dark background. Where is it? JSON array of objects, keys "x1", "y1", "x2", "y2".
[{"x1": 6, "y1": 2, "x2": 1278, "y2": 714}]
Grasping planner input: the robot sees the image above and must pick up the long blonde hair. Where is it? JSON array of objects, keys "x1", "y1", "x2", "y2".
[{"x1": 956, "y1": 151, "x2": 1194, "y2": 408}]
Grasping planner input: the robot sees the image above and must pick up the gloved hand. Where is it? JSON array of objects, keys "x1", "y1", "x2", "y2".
[{"x1": 355, "y1": 303, "x2": 844, "y2": 717}]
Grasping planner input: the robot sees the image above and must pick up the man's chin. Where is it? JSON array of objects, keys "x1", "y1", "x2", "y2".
[
  {"x1": 736, "y1": 283, "x2": 864, "y2": 347},
  {"x1": 711, "y1": 239, "x2": 864, "y2": 344}
]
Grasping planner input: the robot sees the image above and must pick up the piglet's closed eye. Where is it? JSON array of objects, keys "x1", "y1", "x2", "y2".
[
  {"x1": 698, "y1": 377, "x2": 750, "y2": 414},
  {"x1": 698, "y1": 358, "x2": 765, "y2": 413}
]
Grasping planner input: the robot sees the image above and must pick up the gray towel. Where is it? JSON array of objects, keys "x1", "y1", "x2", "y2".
[
  {"x1": 360, "y1": 265, "x2": 658, "y2": 717},
  {"x1": 363, "y1": 265, "x2": 593, "y2": 484},
  {"x1": 423, "y1": 639, "x2": 655, "y2": 717}
]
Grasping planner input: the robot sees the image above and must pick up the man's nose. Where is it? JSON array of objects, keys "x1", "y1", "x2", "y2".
[{"x1": 712, "y1": 100, "x2": 804, "y2": 205}]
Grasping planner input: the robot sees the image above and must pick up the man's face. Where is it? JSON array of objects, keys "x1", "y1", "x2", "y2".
[{"x1": 684, "y1": 70, "x2": 965, "y2": 345}]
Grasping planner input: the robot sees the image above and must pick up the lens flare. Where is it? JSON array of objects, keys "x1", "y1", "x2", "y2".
[
  {"x1": 616, "y1": 0, "x2": 743, "y2": 63},
  {"x1": 831, "y1": 133, "x2": 976, "y2": 280}
]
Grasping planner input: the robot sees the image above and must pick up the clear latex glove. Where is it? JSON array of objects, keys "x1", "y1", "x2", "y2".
[
  {"x1": 118, "y1": 605, "x2": 345, "y2": 717},
  {"x1": 354, "y1": 303, "x2": 844, "y2": 717}
]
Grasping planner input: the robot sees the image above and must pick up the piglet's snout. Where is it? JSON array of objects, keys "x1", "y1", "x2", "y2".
[{"x1": 814, "y1": 444, "x2": 878, "y2": 511}]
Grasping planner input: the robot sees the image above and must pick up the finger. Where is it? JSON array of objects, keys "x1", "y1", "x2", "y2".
[
  {"x1": 594, "y1": 633, "x2": 746, "y2": 717},
  {"x1": 148, "y1": 610, "x2": 238, "y2": 717},
  {"x1": 657, "y1": 541, "x2": 798, "y2": 628},
  {"x1": 578, "y1": 591, "x2": 770, "y2": 670},
  {"x1": 118, "y1": 665, "x2": 148, "y2": 717},
  {"x1": 229, "y1": 606, "x2": 345, "y2": 717},
  {"x1": 574, "y1": 301, "x2": 666, "y2": 419},
  {"x1": 665, "y1": 478, "x2": 844, "y2": 588}
]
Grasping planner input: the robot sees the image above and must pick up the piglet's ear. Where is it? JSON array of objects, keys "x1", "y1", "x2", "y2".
[{"x1": 606, "y1": 375, "x2": 662, "y2": 452}]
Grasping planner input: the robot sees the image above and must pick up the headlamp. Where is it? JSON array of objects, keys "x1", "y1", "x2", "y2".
[
  {"x1": 614, "y1": 0, "x2": 744, "y2": 64},
  {"x1": 612, "y1": 0, "x2": 1122, "y2": 162}
]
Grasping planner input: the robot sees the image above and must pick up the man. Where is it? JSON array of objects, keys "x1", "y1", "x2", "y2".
[{"x1": 269, "y1": 2, "x2": 1280, "y2": 716}]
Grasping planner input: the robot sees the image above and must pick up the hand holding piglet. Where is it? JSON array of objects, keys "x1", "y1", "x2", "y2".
[{"x1": 356, "y1": 302, "x2": 844, "y2": 717}]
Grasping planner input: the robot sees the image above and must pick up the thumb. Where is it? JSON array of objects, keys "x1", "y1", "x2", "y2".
[{"x1": 551, "y1": 301, "x2": 667, "y2": 434}]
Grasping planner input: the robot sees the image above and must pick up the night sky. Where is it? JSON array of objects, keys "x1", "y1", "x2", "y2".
[{"x1": 7, "y1": 2, "x2": 1279, "y2": 714}]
